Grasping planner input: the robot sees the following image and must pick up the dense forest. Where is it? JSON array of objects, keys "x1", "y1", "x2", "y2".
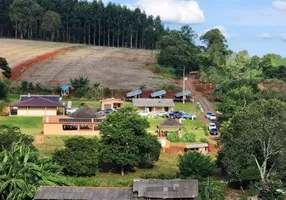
[{"x1": 0, "y1": 0, "x2": 166, "y2": 49}]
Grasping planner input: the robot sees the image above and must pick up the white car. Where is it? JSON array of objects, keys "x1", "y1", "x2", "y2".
[
  {"x1": 208, "y1": 122, "x2": 217, "y2": 130},
  {"x1": 138, "y1": 111, "x2": 149, "y2": 117},
  {"x1": 209, "y1": 114, "x2": 217, "y2": 121},
  {"x1": 149, "y1": 111, "x2": 166, "y2": 118}
]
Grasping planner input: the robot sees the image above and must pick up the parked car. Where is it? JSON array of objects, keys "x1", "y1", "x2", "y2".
[
  {"x1": 66, "y1": 108, "x2": 77, "y2": 115},
  {"x1": 149, "y1": 111, "x2": 166, "y2": 118},
  {"x1": 208, "y1": 122, "x2": 217, "y2": 130},
  {"x1": 209, "y1": 128, "x2": 218, "y2": 135},
  {"x1": 182, "y1": 113, "x2": 196, "y2": 120},
  {"x1": 209, "y1": 114, "x2": 217, "y2": 121},
  {"x1": 205, "y1": 112, "x2": 212, "y2": 119},
  {"x1": 97, "y1": 109, "x2": 113, "y2": 115},
  {"x1": 138, "y1": 111, "x2": 149, "y2": 117}
]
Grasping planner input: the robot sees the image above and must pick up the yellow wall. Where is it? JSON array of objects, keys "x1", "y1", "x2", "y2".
[
  {"x1": 17, "y1": 107, "x2": 57, "y2": 116},
  {"x1": 43, "y1": 123, "x2": 100, "y2": 136}
]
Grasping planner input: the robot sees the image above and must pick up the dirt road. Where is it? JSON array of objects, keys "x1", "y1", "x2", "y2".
[{"x1": 185, "y1": 73, "x2": 216, "y2": 121}]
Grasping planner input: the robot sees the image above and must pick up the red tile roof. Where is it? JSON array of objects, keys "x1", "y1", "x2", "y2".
[{"x1": 11, "y1": 97, "x2": 64, "y2": 108}]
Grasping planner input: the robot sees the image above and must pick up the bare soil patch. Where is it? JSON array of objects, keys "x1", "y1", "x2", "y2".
[
  {"x1": 0, "y1": 39, "x2": 79, "y2": 68},
  {"x1": 17, "y1": 46, "x2": 173, "y2": 90}
]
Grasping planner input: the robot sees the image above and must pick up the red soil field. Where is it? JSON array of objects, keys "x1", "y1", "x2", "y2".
[{"x1": 11, "y1": 46, "x2": 77, "y2": 81}]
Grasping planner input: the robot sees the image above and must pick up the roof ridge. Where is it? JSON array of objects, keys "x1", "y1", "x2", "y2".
[{"x1": 37, "y1": 96, "x2": 59, "y2": 104}]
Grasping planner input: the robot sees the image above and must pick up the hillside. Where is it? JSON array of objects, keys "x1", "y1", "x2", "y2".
[
  {"x1": 0, "y1": 39, "x2": 78, "y2": 68},
  {"x1": 1, "y1": 39, "x2": 173, "y2": 90}
]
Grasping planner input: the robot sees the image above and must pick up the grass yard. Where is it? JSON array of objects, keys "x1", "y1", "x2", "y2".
[
  {"x1": 0, "y1": 116, "x2": 42, "y2": 136},
  {"x1": 148, "y1": 118, "x2": 208, "y2": 142},
  {"x1": 62, "y1": 99, "x2": 100, "y2": 109},
  {"x1": 174, "y1": 102, "x2": 201, "y2": 115},
  {"x1": 66, "y1": 153, "x2": 179, "y2": 187}
]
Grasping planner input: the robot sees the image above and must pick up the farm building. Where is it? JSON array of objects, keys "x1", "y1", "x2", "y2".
[
  {"x1": 132, "y1": 99, "x2": 174, "y2": 112},
  {"x1": 185, "y1": 143, "x2": 209, "y2": 155},
  {"x1": 100, "y1": 98, "x2": 124, "y2": 110},
  {"x1": 10, "y1": 95, "x2": 64, "y2": 116},
  {"x1": 43, "y1": 106, "x2": 104, "y2": 136},
  {"x1": 34, "y1": 179, "x2": 199, "y2": 200}
]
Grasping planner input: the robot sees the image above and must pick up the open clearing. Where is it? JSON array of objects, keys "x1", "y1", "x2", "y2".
[
  {"x1": 0, "y1": 39, "x2": 77, "y2": 68},
  {"x1": 0, "y1": 38, "x2": 173, "y2": 89},
  {"x1": 17, "y1": 46, "x2": 172, "y2": 89}
]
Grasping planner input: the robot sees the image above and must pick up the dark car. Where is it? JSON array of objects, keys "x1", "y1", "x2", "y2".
[
  {"x1": 167, "y1": 111, "x2": 184, "y2": 119},
  {"x1": 209, "y1": 128, "x2": 218, "y2": 135}
]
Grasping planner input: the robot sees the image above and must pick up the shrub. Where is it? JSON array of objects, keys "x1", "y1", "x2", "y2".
[
  {"x1": 202, "y1": 125, "x2": 209, "y2": 136},
  {"x1": 178, "y1": 151, "x2": 215, "y2": 179},
  {"x1": 200, "y1": 138, "x2": 208, "y2": 143},
  {"x1": 166, "y1": 132, "x2": 180, "y2": 142},
  {"x1": 103, "y1": 87, "x2": 112, "y2": 98},
  {"x1": 21, "y1": 80, "x2": 29, "y2": 92},
  {"x1": 141, "y1": 172, "x2": 177, "y2": 179},
  {"x1": 0, "y1": 124, "x2": 34, "y2": 151},
  {"x1": 181, "y1": 132, "x2": 196, "y2": 142},
  {"x1": 53, "y1": 137, "x2": 100, "y2": 176},
  {"x1": 161, "y1": 84, "x2": 177, "y2": 91},
  {"x1": 0, "y1": 79, "x2": 9, "y2": 99}
]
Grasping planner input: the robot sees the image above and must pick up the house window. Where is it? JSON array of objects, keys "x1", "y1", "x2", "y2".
[
  {"x1": 80, "y1": 125, "x2": 93, "y2": 130},
  {"x1": 62, "y1": 125, "x2": 78, "y2": 131}
]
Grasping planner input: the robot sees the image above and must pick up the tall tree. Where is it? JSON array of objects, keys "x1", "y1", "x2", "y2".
[
  {"x1": 0, "y1": 57, "x2": 12, "y2": 79},
  {"x1": 41, "y1": 10, "x2": 61, "y2": 41},
  {"x1": 219, "y1": 99, "x2": 286, "y2": 184},
  {"x1": 99, "y1": 106, "x2": 161, "y2": 176},
  {"x1": 200, "y1": 29, "x2": 231, "y2": 67},
  {"x1": 10, "y1": 0, "x2": 44, "y2": 39}
]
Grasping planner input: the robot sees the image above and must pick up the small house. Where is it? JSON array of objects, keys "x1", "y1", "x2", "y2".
[
  {"x1": 185, "y1": 143, "x2": 209, "y2": 155},
  {"x1": 34, "y1": 179, "x2": 199, "y2": 200},
  {"x1": 157, "y1": 118, "x2": 184, "y2": 137},
  {"x1": 132, "y1": 99, "x2": 174, "y2": 112},
  {"x1": 34, "y1": 186, "x2": 133, "y2": 200},
  {"x1": 133, "y1": 179, "x2": 199, "y2": 199},
  {"x1": 43, "y1": 106, "x2": 104, "y2": 136},
  {"x1": 10, "y1": 95, "x2": 64, "y2": 116},
  {"x1": 100, "y1": 98, "x2": 124, "y2": 110}
]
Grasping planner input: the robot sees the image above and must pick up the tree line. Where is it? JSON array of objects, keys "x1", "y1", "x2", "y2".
[{"x1": 0, "y1": 0, "x2": 166, "y2": 49}]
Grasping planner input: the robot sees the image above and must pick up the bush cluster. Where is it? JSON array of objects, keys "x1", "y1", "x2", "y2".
[{"x1": 167, "y1": 132, "x2": 197, "y2": 143}]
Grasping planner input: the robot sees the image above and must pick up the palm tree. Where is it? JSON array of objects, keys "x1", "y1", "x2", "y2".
[{"x1": 0, "y1": 142, "x2": 69, "y2": 200}]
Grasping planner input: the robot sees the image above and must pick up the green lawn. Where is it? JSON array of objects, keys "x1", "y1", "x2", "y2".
[
  {"x1": 148, "y1": 118, "x2": 207, "y2": 142},
  {"x1": 0, "y1": 116, "x2": 42, "y2": 136},
  {"x1": 62, "y1": 99, "x2": 101, "y2": 109},
  {"x1": 174, "y1": 102, "x2": 201, "y2": 115},
  {"x1": 65, "y1": 153, "x2": 178, "y2": 187}
]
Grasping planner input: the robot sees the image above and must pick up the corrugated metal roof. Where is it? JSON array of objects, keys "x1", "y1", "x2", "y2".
[
  {"x1": 34, "y1": 186, "x2": 133, "y2": 200},
  {"x1": 11, "y1": 97, "x2": 63, "y2": 108},
  {"x1": 185, "y1": 143, "x2": 209, "y2": 149},
  {"x1": 126, "y1": 89, "x2": 142, "y2": 97},
  {"x1": 175, "y1": 90, "x2": 191, "y2": 98},
  {"x1": 150, "y1": 90, "x2": 167, "y2": 98},
  {"x1": 20, "y1": 95, "x2": 60, "y2": 102},
  {"x1": 133, "y1": 179, "x2": 199, "y2": 199},
  {"x1": 132, "y1": 99, "x2": 174, "y2": 107}
]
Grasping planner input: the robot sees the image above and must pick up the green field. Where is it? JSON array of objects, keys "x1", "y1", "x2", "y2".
[{"x1": 66, "y1": 153, "x2": 178, "y2": 187}]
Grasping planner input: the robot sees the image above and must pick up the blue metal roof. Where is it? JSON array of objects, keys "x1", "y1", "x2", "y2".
[
  {"x1": 61, "y1": 85, "x2": 69, "y2": 90},
  {"x1": 175, "y1": 90, "x2": 191, "y2": 98},
  {"x1": 126, "y1": 89, "x2": 142, "y2": 97},
  {"x1": 150, "y1": 90, "x2": 167, "y2": 98}
]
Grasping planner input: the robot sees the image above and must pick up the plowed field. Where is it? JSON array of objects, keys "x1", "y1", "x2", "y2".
[{"x1": 1, "y1": 39, "x2": 173, "y2": 89}]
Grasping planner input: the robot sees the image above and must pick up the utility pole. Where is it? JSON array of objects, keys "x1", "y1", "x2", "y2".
[{"x1": 183, "y1": 66, "x2": 186, "y2": 104}]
